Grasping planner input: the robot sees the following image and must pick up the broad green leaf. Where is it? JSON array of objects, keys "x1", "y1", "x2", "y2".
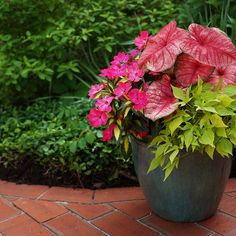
[
  {"x1": 210, "y1": 114, "x2": 227, "y2": 128},
  {"x1": 216, "y1": 138, "x2": 233, "y2": 156},
  {"x1": 172, "y1": 86, "x2": 185, "y2": 101},
  {"x1": 216, "y1": 128, "x2": 227, "y2": 137},
  {"x1": 199, "y1": 128, "x2": 215, "y2": 147},
  {"x1": 148, "y1": 144, "x2": 166, "y2": 173},
  {"x1": 169, "y1": 149, "x2": 179, "y2": 164},
  {"x1": 168, "y1": 117, "x2": 183, "y2": 135},
  {"x1": 200, "y1": 114, "x2": 210, "y2": 129},
  {"x1": 148, "y1": 155, "x2": 165, "y2": 173},
  {"x1": 85, "y1": 131, "x2": 96, "y2": 144},
  {"x1": 219, "y1": 94, "x2": 234, "y2": 107},
  {"x1": 163, "y1": 158, "x2": 179, "y2": 181},
  {"x1": 69, "y1": 141, "x2": 77, "y2": 153},
  {"x1": 215, "y1": 105, "x2": 235, "y2": 116},
  {"x1": 221, "y1": 85, "x2": 236, "y2": 96},
  {"x1": 205, "y1": 145, "x2": 214, "y2": 159},
  {"x1": 184, "y1": 129, "x2": 193, "y2": 150}
]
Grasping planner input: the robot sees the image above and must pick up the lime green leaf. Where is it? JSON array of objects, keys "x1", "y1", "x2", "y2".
[
  {"x1": 169, "y1": 149, "x2": 179, "y2": 164},
  {"x1": 215, "y1": 106, "x2": 235, "y2": 116},
  {"x1": 216, "y1": 128, "x2": 227, "y2": 137},
  {"x1": 163, "y1": 158, "x2": 179, "y2": 181},
  {"x1": 205, "y1": 145, "x2": 214, "y2": 159},
  {"x1": 216, "y1": 138, "x2": 233, "y2": 156},
  {"x1": 221, "y1": 85, "x2": 236, "y2": 96},
  {"x1": 184, "y1": 129, "x2": 193, "y2": 150},
  {"x1": 210, "y1": 114, "x2": 227, "y2": 128},
  {"x1": 199, "y1": 128, "x2": 215, "y2": 147},
  {"x1": 147, "y1": 145, "x2": 166, "y2": 173},
  {"x1": 172, "y1": 86, "x2": 185, "y2": 101},
  {"x1": 219, "y1": 94, "x2": 234, "y2": 107},
  {"x1": 168, "y1": 117, "x2": 183, "y2": 135},
  {"x1": 200, "y1": 114, "x2": 210, "y2": 128}
]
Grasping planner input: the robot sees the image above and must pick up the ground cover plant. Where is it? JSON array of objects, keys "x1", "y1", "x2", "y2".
[{"x1": 0, "y1": 98, "x2": 135, "y2": 188}]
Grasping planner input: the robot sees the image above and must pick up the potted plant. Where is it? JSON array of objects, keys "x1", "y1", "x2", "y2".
[{"x1": 88, "y1": 21, "x2": 236, "y2": 222}]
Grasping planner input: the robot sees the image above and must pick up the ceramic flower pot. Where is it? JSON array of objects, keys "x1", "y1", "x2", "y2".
[{"x1": 131, "y1": 139, "x2": 232, "y2": 222}]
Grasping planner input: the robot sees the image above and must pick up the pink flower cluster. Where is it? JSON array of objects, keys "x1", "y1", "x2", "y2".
[{"x1": 88, "y1": 35, "x2": 151, "y2": 141}]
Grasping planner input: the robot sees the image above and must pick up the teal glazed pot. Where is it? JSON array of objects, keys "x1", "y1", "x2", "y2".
[{"x1": 131, "y1": 139, "x2": 232, "y2": 222}]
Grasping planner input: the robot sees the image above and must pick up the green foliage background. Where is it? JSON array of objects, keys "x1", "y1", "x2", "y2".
[{"x1": 0, "y1": 0, "x2": 178, "y2": 104}]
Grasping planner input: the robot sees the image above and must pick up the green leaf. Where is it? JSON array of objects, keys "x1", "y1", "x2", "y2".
[
  {"x1": 216, "y1": 128, "x2": 227, "y2": 137},
  {"x1": 163, "y1": 158, "x2": 179, "y2": 181},
  {"x1": 216, "y1": 138, "x2": 233, "y2": 156},
  {"x1": 147, "y1": 144, "x2": 166, "y2": 173},
  {"x1": 215, "y1": 105, "x2": 235, "y2": 116},
  {"x1": 184, "y1": 129, "x2": 193, "y2": 150},
  {"x1": 199, "y1": 128, "x2": 215, "y2": 147},
  {"x1": 219, "y1": 94, "x2": 234, "y2": 107},
  {"x1": 169, "y1": 149, "x2": 179, "y2": 164},
  {"x1": 172, "y1": 86, "x2": 185, "y2": 101},
  {"x1": 200, "y1": 114, "x2": 210, "y2": 129},
  {"x1": 221, "y1": 85, "x2": 236, "y2": 96},
  {"x1": 69, "y1": 141, "x2": 77, "y2": 153},
  {"x1": 168, "y1": 117, "x2": 183, "y2": 135},
  {"x1": 210, "y1": 114, "x2": 227, "y2": 128},
  {"x1": 205, "y1": 145, "x2": 214, "y2": 159},
  {"x1": 85, "y1": 131, "x2": 95, "y2": 144}
]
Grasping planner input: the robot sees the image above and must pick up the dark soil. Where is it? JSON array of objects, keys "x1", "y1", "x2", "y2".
[
  {"x1": 1, "y1": 158, "x2": 235, "y2": 190},
  {"x1": 0, "y1": 159, "x2": 139, "y2": 190}
]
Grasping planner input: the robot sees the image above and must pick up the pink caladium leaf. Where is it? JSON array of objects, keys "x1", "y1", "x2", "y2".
[
  {"x1": 181, "y1": 24, "x2": 236, "y2": 67},
  {"x1": 175, "y1": 54, "x2": 214, "y2": 87},
  {"x1": 208, "y1": 63, "x2": 236, "y2": 88},
  {"x1": 138, "y1": 21, "x2": 188, "y2": 72},
  {"x1": 144, "y1": 75, "x2": 178, "y2": 121}
]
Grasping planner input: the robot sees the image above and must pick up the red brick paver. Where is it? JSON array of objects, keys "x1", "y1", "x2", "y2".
[
  {"x1": 67, "y1": 202, "x2": 112, "y2": 220},
  {"x1": 0, "y1": 179, "x2": 235, "y2": 235},
  {"x1": 46, "y1": 213, "x2": 103, "y2": 236},
  {"x1": 14, "y1": 199, "x2": 67, "y2": 222}
]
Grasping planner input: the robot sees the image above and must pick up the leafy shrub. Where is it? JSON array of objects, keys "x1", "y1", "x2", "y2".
[
  {"x1": 0, "y1": 0, "x2": 178, "y2": 103},
  {"x1": 0, "y1": 98, "x2": 133, "y2": 185}
]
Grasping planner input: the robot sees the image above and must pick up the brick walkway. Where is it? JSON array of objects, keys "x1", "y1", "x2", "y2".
[{"x1": 0, "y1": 179, "x2": 235, "y2": 235}]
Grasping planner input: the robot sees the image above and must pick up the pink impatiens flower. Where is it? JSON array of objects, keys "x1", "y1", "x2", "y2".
[
  {"x1": 128, "y1": 61, "x2": 144, "y2": 82},
  {"x1": 134, "y1": 31, "x2": 149, "y2": 50},
  {"x1": 100, "y1": 64, "x2": 128, "y2": 80},
  {"x1": 95, "y1": 95, "x2": 114, "y2": 112},
  {"x1": 102, "y1": 124, "x2": 115, "y2": 142},
  {"x1": 112, "y1": 52, "x2": 129, "y2": 66},
  {"x1": 114, "y1": 82, "x2": 132, "y2": 98},
  {"x1": 88, "y1": 108, "x2": 108, "y2": 128},
  {"x1": 88, "y1": 84, "x2": 105, "y2": 99},
  {"x1": 129, "y1": 49, "x2": 140, "y2": 57},
  {"x1": 128, "y1": 88, "x2": 148, "y2": 110}
]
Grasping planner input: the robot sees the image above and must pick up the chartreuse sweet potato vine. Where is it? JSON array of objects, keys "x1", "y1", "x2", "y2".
[{"x1": 148, "y1": 80, "x2": 236, "y2": 180}]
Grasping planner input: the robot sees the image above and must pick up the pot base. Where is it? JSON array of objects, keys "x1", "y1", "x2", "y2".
[{"x1": 132, "y1": 139, "x2": 232, "y2": 222}]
